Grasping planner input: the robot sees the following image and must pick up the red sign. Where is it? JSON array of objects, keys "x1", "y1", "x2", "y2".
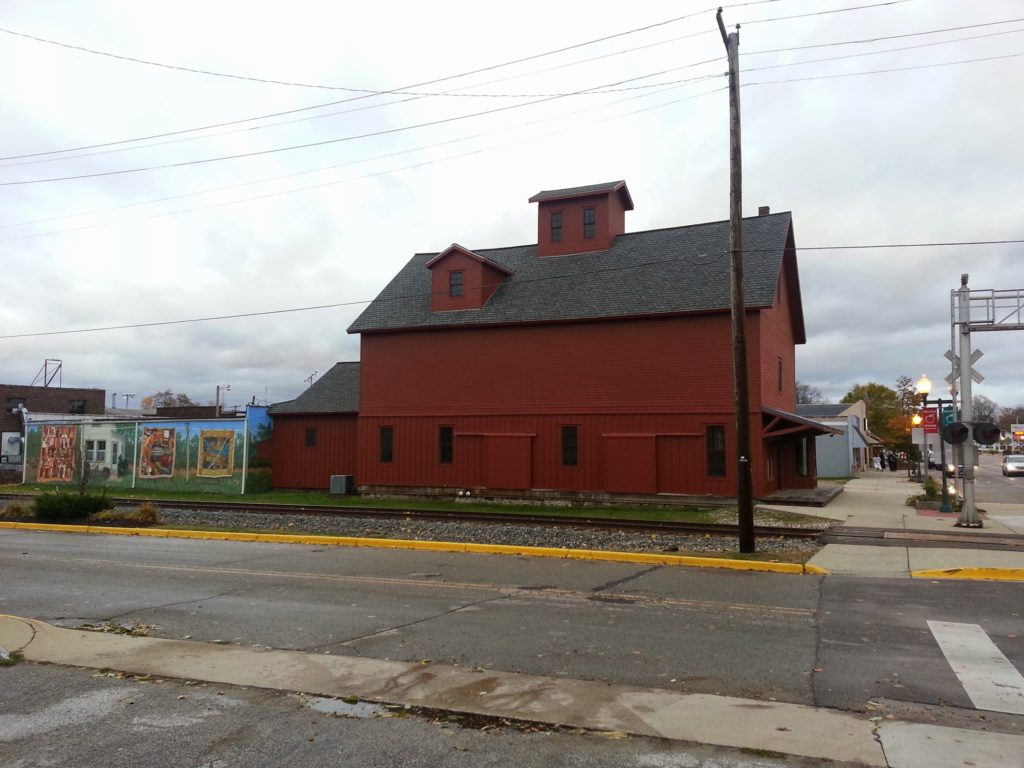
[{"x1": 922, "y1": 407, "x2": 939, "y2": 434}]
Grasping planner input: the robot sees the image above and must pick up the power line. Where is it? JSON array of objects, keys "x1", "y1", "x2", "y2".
[
  {"x1": 744, "y1": 17, "x2": 1024, "y2": 55},
  {"x1": 14, "y1": 37, "x2": 1010, "y2": 189},
  {"x1": 0, "y1": 56, "x2": 724, "y2": 170},
  {"x1": 742, "y1": 28, "x2": 1024, "y2": 74},
  {"x1": 0, "y1": 0, "x2": 850, "y2": 95},
  {"x1": 0, "y1": 83, "x2": 727, "y2": 240},
  {"x1": 0, "y1": 68, "x2": 726, "y2": 187},
  {"x1": 2, "y1": 238, "x2": 1019, "y2": 341},
  {"x1": 9, "y1": 19, "x2": 1022, "y2": 172},
  {"x1": 0, "y1": 6, "x2": 729, "y2": 164},
  {"x1": 745, "y1": 51, "x2": 1024, "y2": 87},
  {"x1": 5, "y1": 35, "x2": 1021, "y2": 237},
  {"x1": 0, "y1": 0, "x2": 902, "y2": 164}
]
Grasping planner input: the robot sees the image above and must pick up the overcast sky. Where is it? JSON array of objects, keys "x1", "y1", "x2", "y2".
[{"x1": 2, "y1": 0, "x2": 1022, "y2": 412}]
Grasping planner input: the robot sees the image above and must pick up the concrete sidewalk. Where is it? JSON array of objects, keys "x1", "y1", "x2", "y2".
[
  {"x1": 759, "y1": 470, "x2": 1024, "y2": 579},
  {"x1": 4, "y1": 614, "x2": 1023, "y2": 768}
]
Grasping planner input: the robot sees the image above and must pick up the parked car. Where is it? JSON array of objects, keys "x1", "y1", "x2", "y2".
[{"x1": 1002, "y1": 455, "x2": 1024, "y2": 477}]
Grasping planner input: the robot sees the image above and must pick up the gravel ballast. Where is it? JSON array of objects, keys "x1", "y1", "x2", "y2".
[{"x1": 153, "y1": 507, "x2": 828, "y2": 559}]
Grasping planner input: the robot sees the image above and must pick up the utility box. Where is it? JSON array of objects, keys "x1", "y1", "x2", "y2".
[{"x1": 329, "y1": 474, "x2": 355, "y2": 495}]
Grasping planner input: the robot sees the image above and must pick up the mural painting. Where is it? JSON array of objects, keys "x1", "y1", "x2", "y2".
[
  {"x1": 37, "y1": 425, "x2": 77, "y2": 482},
  {"x1": 197, "y1": 429, "x2": 234, "y2": 478},
  {"x1": 139, "y1": 427, "x2": 176, "y2": 478}
]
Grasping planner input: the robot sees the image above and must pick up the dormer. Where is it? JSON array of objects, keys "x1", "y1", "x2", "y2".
[
  {"x1": 528, "y1": 180, "x2": 634, "y2": 257},
  {"x1": 426, "y1": 243, "x2": 512, "y2": 312}
]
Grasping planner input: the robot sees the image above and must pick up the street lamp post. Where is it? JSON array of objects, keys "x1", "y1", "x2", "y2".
[
  {"x1": 911, "y1": 412, "x2": 924, "y2": 481},
  {"x1": 916, "y1": 374, "x2": 953, "y2": 514}
]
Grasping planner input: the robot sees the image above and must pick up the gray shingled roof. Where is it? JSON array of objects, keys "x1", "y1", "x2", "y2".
[
  {"x1": 268, "y1": 362, "x2": 359, "y2": 415},
  {"x1": 349, "y1": 213, "x2": 797, "y2": 334},
  {"x1": 795, "y1": 403, "x2": 850, "y2": 418},
  {"x1": 528, "y1": 180, "x2": 633, "y2": 208}
]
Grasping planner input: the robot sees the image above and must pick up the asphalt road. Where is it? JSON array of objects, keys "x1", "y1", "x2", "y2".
[
  {"x1": 973, "y1": 452, "x2": 1024, "y2": 504},
  {"x1": 1, "y1": 528, "x2": 1021, "y2": 736}
]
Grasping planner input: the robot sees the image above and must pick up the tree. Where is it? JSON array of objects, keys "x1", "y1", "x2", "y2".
[
  {"x1": 795, "y1": 382, "x2": 826, "y2": 404},
  {"x1": 972, "y1": 395, "x2": 999, "y2": 424},
  {"x1": 894, "y1": 375, "x2": 919, "y2": 416},
  {"x1": 140, "y1": 390, "x2": 197, "y2": 409},
  {"x1": 998, "y1": 405, "x2": 1024, "y2": 431}
]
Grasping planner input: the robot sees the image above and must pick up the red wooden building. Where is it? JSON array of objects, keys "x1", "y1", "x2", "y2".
[
  {"x1": 272, "y1": 181, "x2": 830, "y2": 499},
  {"x1": 267, "y1": 362, "x2": 359, "y2": 490}
]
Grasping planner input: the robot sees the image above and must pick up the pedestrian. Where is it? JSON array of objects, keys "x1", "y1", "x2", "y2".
[
  {"x1": 888, "y1": 452, "x2": 897, "y2": 472},
  {"x1": 873, "y1": 454, "x2": 882, "y2": 471}
]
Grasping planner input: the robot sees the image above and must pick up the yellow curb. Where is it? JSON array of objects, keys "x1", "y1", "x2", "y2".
[
  {"x1": 0, "y1": 521, "x2": 820, "y2": 574},
  {"x1": 912, "y1": 567, "x2": 1024, "y2": 582}
]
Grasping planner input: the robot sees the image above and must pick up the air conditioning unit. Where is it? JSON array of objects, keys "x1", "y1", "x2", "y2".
[{"x1": 329, "y1": 475, "x2": 355, "y2": 495}]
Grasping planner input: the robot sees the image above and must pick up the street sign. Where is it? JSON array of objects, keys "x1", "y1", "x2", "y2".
[
  {"x1": 922, "y1": 407, "x2": 939, "y2": 434},
  {"x1": 941, "y1": 406, "x2": 955, "y2": 426}
]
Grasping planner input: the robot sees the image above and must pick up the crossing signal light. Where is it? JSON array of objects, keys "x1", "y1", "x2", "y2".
[
  {"x1": 973, "y1": 422, "x2": 1001, "y2": 445},
  {"x1": 942, "y1": 422, "x2": 970, "y2": 444}
]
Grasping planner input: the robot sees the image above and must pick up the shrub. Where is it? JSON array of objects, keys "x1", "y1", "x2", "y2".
[
  {"x1": 89, "y1": 504, "x2": 160, "y2": 527},
  {"x1": 0, "y1": 502, "x2": 32, "y2": 521},
  {"x1": 245, "y1": 468, "x2": 273, "y2": 493},
  {"x1": 922, "y1": 476, "x2": 940, "y2": 500},
  {"x1": 34, "y1": 492, "x2": 114, "y2": 521}
]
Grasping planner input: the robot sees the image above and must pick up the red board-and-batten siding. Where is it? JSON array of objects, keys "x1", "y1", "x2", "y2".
[
  {"x1": 355, "y1": 299, "x2": 801, "y2": 497},
  {"x1": 270, "y1": 414, "x2": 357, "y2": 490}
]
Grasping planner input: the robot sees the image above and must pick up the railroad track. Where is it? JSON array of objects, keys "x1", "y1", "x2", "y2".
[{"x1": 0, "y1": 493, "x2": 823, "y2": 539}]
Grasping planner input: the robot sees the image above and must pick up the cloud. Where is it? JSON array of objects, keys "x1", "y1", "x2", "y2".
[{"x1": 2, "y1": 0, "x2": 1022, "y2": 410}]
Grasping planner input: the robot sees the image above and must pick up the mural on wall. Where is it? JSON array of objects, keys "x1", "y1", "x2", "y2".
[
  {"x1": 139, "y1": 427, "x2": 176, "y2": 478},
  {"x1": 37, "y1": 425, "x2": 77, "y2": 482},
  {"x1": 197, "y1": 429, "x2": 234, "y2": 478}
]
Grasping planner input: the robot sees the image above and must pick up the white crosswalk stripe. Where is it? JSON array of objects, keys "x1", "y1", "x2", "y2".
[{"x1": 927, "y1": 620, "x2": 1024, "y2": 715}]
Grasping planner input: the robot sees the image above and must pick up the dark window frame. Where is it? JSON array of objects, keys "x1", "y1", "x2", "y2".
[
  {"x1": 583, "y1": 207, "x2": 596, "y2": 239},
  {"x1": 7, "y1": 397, "x2": 25, "y2": 414},
  {"x1": 69, "y1": 399, "x2": 86, "y2": 414},
  {"x1": 706, "y1": 425, "x2": 726, "y2": 477},
  {"x1": 561, "y1": 425, "x2": 579, "y2": 467},
  {"x1": 777, "y1": 357, "x2": 783, "y2": 392},
  {"x1": 439, "y1": 425, "x2": 454, "y2": 464},
  {"x1": 550, "y1": 211, "x2": 563, "y2": 243},
  {"x1": 305, "y1": 428, "x2": 317, "y2": 448},
  {"x1": 379, "y1": 426, "x2": 394, "y2": 464},
  {"x1": 449, "y1": 270, "x2": 464, "y2": 298}
]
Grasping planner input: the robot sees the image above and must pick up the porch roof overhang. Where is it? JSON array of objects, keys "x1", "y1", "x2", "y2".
[{"x1": 762, "y1": 406, "x2": 844, "y2": 440}]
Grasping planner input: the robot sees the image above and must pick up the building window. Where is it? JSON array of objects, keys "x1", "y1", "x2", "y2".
[
  {"x1": 706, "y1": 425, "x2": 726, "y2": 477},
  {"x1": 561, "y1": 425, "x2": 578, "y2": 467},
  {"x1": 449, "y1": 271, "x2": 464, "y2": 298},
  {"x1": 6, "y1": 397, "x2": 25, "y2": 414},
  {"x1": 95, "y1": 440, "x2": 107, "y2": 463},
  {"x1": 795, "y1": 437, "x2": 809, "y2": 477},
  {"x1": 111, "y1": 442, "x2": 120, "y2": 466},
  {"x1": 439, "y1": 426, "x2": 454, "y2": 464},
  {"x1": 583, "y1": 207, "x2": 596, "y2": 239},
  {"x1": 550, "y1": 212, "x2": 563, "y2": 243},
  {"x1": 777, "y1": 357, "x2": 783, "y2": 392},
  {"x1": 305, "y1": 428, "x2": 317, "y2": 448},
  {"x1": 69, "y1": 399, "x2": 86, "y2": 414},
  {"x1": 379, "y1": 426, "x2": 393, "y2": 464},
  {"x1": 85, "y1": 440, "x2": 95, "y2": 462}
]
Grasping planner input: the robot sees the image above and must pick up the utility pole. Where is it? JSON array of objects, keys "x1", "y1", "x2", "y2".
[
  {"x1": 955, "y1": 275, "x2": 980, "y2": 526},
  {"x1": 718, "y1": 8, "x2": 754, "y2": 553}
]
